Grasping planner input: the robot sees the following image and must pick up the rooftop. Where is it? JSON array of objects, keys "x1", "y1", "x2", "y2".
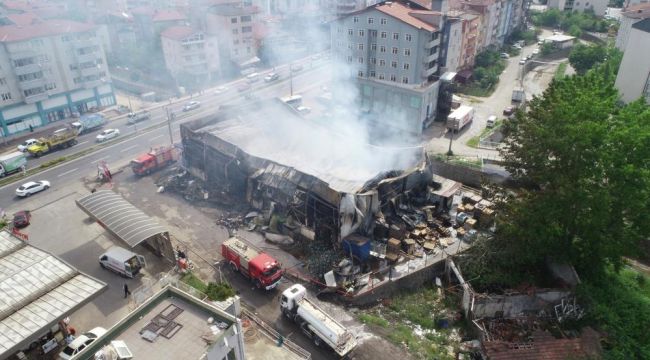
[
  {"x1": 545, "y1": 34, "x2": 576, "y2": 42},
  {"x1": 374, "y1": 2, "x2": 440, "y2": 32},
  {"x1": 161, "y1": 25, "x2": 200, "y2": 40},
  {"x1": 208, "y1": 3, "x2": 260, "y2": 16},
  {"x1": 622, "y1": 3, "x2": 650, "y2": 18},
  {"x1": 0, "y1": 230, "x2": 106, "y2": 357},
  {"x1": 631, "y1": 17, "x2": 650, "y2": 33},
  {"x1": 5, "y1": 13, "x2": 41, "y2": 26},
  {"x1": 190, "y1": 100, "x2": 424, "y2": 193},
  {"x1": 152, "y1": 9, "x2": 187, "y2": 22},
  {"x1": 0, "y1": 19, "x2": 95, "y2": 42}
]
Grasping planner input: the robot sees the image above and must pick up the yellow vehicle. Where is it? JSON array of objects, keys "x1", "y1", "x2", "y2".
[{"x1": 27, "y1": 127, "x2": 79, "y2": 157}]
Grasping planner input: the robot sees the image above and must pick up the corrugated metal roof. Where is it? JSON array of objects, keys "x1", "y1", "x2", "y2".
[
  {"x1": 76, "y1": 190, "x2": 168, "y2": 248},
  {"x1": 0, "y1": 231, "x2": 106, "y2": 356}
]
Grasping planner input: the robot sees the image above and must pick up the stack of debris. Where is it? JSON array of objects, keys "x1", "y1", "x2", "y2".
[{"x1": 155, "y1": 168, "x2": 238, "y2": 206}]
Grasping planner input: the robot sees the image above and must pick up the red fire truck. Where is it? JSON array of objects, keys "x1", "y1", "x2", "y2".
[
  {"x1": 221, "y1": 237, "x2": 283, "y2": 290},
  {"x1": 130, "y1": 146, "x2": 176, "y2": 176}
]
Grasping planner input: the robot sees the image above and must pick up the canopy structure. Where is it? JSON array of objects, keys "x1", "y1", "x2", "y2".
[
  {"x1": 0, "y1": 230, "x2": 106, "y2": 357},
  {"x1": 76, "y1": 190, "x2": 173, "y2": 259}
]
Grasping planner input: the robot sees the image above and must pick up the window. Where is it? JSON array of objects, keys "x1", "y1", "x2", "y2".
[
  {"x1": 358, "y1": 70, "x2": 363, "y2": 77},
  {"x1": 231, "y1": 17, "x2": 238, "y2": 23},
  {"x1": 368, "y1": 17, "x2": 374, "y2": 24},
  {"x1": 404, "y1": 48, "x2": 411, "y2": 56},
  {"x1": 359, "y1": 30, "x2": 365, "y2": 37},
  {"x1": 369, "y1": 30, "x2": 377, "y2": 37},
  {"x1": 199, "y1": 54, "x2": 206, "y2": 60},
  {"x1": 184, "y1": 56, "x2": 192, "y2": 61},
  {"x1": 380, "y1": 45, "x2": 386, "y2": 53},
  {"x1": 403, "y1": 63, "x2": 410, "y2": 70},
  {"x1": 379, "y1": 73, "x2": 385, "y2": 80},
  {"x1": 358, "y1": 44, "x2": 364, "y2": 50},
  {"x1": 392, "y1": 47, "x2": 398, "y2": 54},
  {"x1": 348, "y1": 29, "x2": 353, "y2": 36},
  {"x1": 402, "y1": 77, "x2": 409, "y2": 84},
  {"x1": 1, "y1": 92, "x2": 11, "y2": 101},
  {"x1": 381, "y1": 18, "x2": 387, "y2": 25},
  {"x1": 391, "y1": 61, "x2": 397, "y2": 68},
  {"x1": 371, "y1": 57, "x2": 376, "y2": 64},
  {"x1": 390, "y1": 74, "x2": 396, "y2": 81},
  {"x1": 242, "y1": 26, "x2": 252, "y2": 33},
  {"x1": 234, "y1": 40, "x2": 239, "y2": 45},
  {"x1": 358, "y1": 57, "x2": 364, "y2": 63},
  {"x1": 379, "y1": 59, "x2": 385, "y2": 66},
  {"x1": 241, "y1": 15, "x2": 252, "y2": 22},
  {"x1": 348, "y1": 43, "x2": 353, "y2": 49},
  {"x1": 393, "y1": 33, "x2": 399, "y2": 40},
  {"x1": 347, "y1": 56, "x2": 352, "y2": 63},
  {"x1": 405, "y1": 34, "x2": 412, "y2": 41},
  {"x1": 45, "y1": 82, "x2": 56, "y2": 90},
  {"x1": 61, "y1": 35, "x2": 72, "y2": 42},
  {"x1": 370, "y1": 70, "x2": 376, "y2": 77},
  {"x1": 371, "y1": 43, "x2": 377, "y2": 51},
  {"x1": 380, "y1": 31, "x2": 387, "y2": 38},
  {"x1": 353, "y1": 16, "x2": 359, "y2": 23},
  {"x1": 232, "y1": 29, "x2": 238, "y2": 35},
  {"x1": 0, "y1": 78, "x2": 5, "y2": 85}
]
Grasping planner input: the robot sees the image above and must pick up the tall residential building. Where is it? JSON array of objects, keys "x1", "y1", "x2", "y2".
[
  {"x1": 547, "y1": 0, "x2": 608, "y2": 16},
  {"x1": 451, "y1": 0, "x2": 524, "y2": 49},
  {"x1": 453, "y1": 10, "x2": 480, "y2": 70},
  {"x1": 0, "y1": 19, "x2": 114, "y2": 136},
  {"x1": 615, "y1": 3, "x2": 650, "y2": 50},
  {"x1": 332, "y1": 2, "x2": 445, "y2": 134},
  {"x1": 161, "y1": 26, "x2": 221, "y2": 87},
  {"x1": 615, "y1": 18, "x2": 650, "y2": 103},
  {"x1": 205, "y1": 3, "x2": 261, "y2": 72}
]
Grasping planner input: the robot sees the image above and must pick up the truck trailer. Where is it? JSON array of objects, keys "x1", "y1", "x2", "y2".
[
  {"x1": 281, "y1": 284, "x2": 357, "y2": 357},
  {"x1": 221, "y1": 237, "x2": 283, "y2": 290},
  {"x1": 99, "y1": 247, "x2": 146, "y2": 278},
  {"x1": 0, "y1": 151, "x2": 26, "y2": 177},
  {"x1": 71, "y1": 114, "x2": 106, "y2": 134},
  {"x1": 446, "y1": 105, "x2": 474, "y2": 132},
  {"x1": 130, "y1": 146, "x2": 176, "y2": 176},
  {"x1": 27, "y1": 127, "x2": 79, "y2": 157}
]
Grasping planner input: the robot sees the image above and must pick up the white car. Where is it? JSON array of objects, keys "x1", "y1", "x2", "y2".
[
  {"x1": 296, "y1": 106, "x2": 311, "y2": 114},
  {"x1": 183, "y1": 101, "x2": 201, "y2": 112},
  {"x1": 58, "y1": 327, "x2": 107, "y2": 360},
  {"x1": 96, "y1": 129, "x2": 120, "y2": 142},
  {"x1": 17, "y1": 138, "x2": 38, "y2": 152},
  {"x1": 214, "y1": 86, "x2": 228, "y2": 94},
  {"x1": 532, "y1": 48, "x2": 540, "y2": 55},
  {"x1": 264, "y1": 72, "x2": 279, "y2": 82},
  {"x1": 16, "y1": 180, "x2": 50, "y2": 197}
]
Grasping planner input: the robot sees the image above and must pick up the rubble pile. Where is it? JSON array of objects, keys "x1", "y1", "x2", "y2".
[
  {"x1": 304, "y1": 241, "x2": 344, "y2": 278},
  {"x1": 155, "y1": 168, "x2": 239, "y2": 206}
]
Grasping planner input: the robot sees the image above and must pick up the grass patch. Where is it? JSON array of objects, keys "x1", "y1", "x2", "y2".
[
  {"x1": 39, "y1": 156, "x2": 67, "y2": 169},
  {"x1": 466, "y1": 122, "x2": 503, "y2": 148},
  {"x1": 358, "y1": 313, "x2": 389, "y2": 328},
  {"x1": 456, "y1": 84, "x2": 495, "y2": 97},
  {"x1": 359, "y1": 286, "x2": 461, "y2": 359},
  {"x1": 181, "y1": 272, "x2": 208, "y2": 293},
  {"x1": 578, "y1": 267, "x2": 650, "y2": 359},
  {"x1": 180, "y1": 272, "x2": 235, "y2": 301},
  {"x1": 554, "y1": 62, "x2": 568, "y2": 80}
]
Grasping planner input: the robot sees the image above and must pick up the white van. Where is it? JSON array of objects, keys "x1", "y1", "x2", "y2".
[
  {"x1": 486, "y1": 115, "x2": 497, "y2": 128},
  {"x1": 246, "y1": 73, "x2": 260, "y2": 83},
  {"x1": 281, "y1": 95, "x2": 303, "y2": 107},
  {"x1": 99, "y1": 247, "x2": 146, "y2": 278}
]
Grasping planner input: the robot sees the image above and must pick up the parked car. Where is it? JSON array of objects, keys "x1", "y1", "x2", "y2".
[
  {"x1": 486, "y1": 115, "x2": 497, "y2": 128},
  {"x1": 537, "y1": 39, "x2": 545, "y2": 45},
  {"x1": 15, "y1": 180, "x2": 50, "y2": 197},
  {"x1": 237, "y1": 83, "x2": 251, "y2": 92},
  {"x1": 127, "y1": 111, "x2": 150, "y2": 124},
  {"x1": 182, "y1": 101, "x2": 201, "y2": 112},
  {"x1": 503, "y1": 106, "x2": 514, "y2": 116},
  {"x1": 58, "y1": 327, "x2": 107, "y2": 360},
  {"x1": 12, "y1": 210, "x2": 31, "y2": 228},
  {"x1": 214, "y1": 86, "x2": 228, "y2": 94},
  {"x1": 264, "y1": 72, "x2": 279, "y2": 82},
  {"x1": 290, "y1": 64, "x2": 303, "y2": 72},
  {"x1": 296, "y1": 106, "x2": 311, "y2": 114},
  {"x1": 519, "y1": 59, "x2": 526, "y2": 65},
  {"x1": 96, "y1": 128, "x2": 120, "y2": 142},
  {"x1": 500, "y1": 53, "x2": 509, "y2": 59},
  {"x1": 246, "y1": 73, "x2": 260, "y2": 83},
  {"x1": 532, "y1": 48, "x2": 540, "y2": 56},
  {"x1": 17, "y1": 139, "x2": 38, "y2": 152}
]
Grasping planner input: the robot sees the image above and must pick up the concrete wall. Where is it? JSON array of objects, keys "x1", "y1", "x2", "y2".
[
  {"x1": 430, "y1": 158, "x2": 508, "y2": 188},
  {"x1": 615, "y1": 24, "x2": 650, "y2": 103},
  {"x1": 471, "y1": 290, "x2": 572, "y2": 318}
]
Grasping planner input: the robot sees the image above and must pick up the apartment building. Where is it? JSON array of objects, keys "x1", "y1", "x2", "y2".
[
  {"x1": 0, "y1": 19, "x2": 114, "y2": 136},
  {"x1": 205, "y1": 3, "x2": 260, "y2": 71},
  {"x1": 453, "y1": 10, "x2": 480, "y2": 70},
  {"x1": 161, "y1": 26, "x2": 221, "y2": 87},
  {"x1": 547, "y1": 0, "x2": 608, "y2": 16},
  {"x1": 448, "y1": 0, "x2": 523, "y2": 49},
  {"x1": 616, "y1": 3, "x2": 650, "y2": 50},
  {"x1": 615, "y1": 18, "x2": 650, "y2": 103},
  {"x1": 332, "y1": 2, "x2": 445, "y2": 134}
]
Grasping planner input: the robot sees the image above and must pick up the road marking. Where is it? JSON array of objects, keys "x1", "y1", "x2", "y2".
[
  {"x1": 77, "y1": 140, "x2": 88, "y2": 146},
  {"x1": 57, "y1": 168, "x2": 78, "y2": 177},
  {"x1": 120, "y1": 144, "x2": 138, "y2": 153},
  {"x1": 92, "y1": 156, "x2": 110, "y2": 164},
  {"x1": 149, "y1": 134, "x2": 163, "y2": 141}
]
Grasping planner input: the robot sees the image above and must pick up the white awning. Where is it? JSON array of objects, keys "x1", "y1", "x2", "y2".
[{"x1": 0, "y1": 230, "x2": 106, "y2": 356}]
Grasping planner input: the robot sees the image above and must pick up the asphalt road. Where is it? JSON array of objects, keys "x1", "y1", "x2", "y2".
[{"x1": 0, "y1": 57, "x2": 331, "y2": 207}]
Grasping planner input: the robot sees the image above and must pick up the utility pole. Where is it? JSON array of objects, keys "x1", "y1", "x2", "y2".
[
  {"x1": 447, "y1": 128, "x2": 454, "y2": 156},
  {"x1": 289, "y1": 63, "x2": 294, "y2": 97},
  {"x1": 165, "y1": 107, "x2": 174, "y2": 145}
]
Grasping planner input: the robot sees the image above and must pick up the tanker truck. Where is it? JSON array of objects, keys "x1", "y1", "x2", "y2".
[{"x1": 281, "y1": 284, "x2": 357, "y2": 357}]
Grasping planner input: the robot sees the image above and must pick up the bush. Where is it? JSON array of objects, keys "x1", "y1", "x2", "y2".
[{"x1": 205, "y1": 282, "x2": 236, "y2": 301}]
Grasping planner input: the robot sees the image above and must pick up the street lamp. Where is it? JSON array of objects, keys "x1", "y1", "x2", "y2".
[
  {"x1": 165, "y1": 106, "x2": 174, "y2": 145},
  {"x1": 447, "y1": 127, "x2": 455, "y2": 156}
]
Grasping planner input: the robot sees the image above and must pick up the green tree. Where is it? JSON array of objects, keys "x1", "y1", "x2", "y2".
[
  {"x1": 540, "y1": 42, "x2": 555, "y2": 56},
  {"x1": 568, "y1": 24, "x2": 582, "y2": 38},
  {"x1": 568, "y1": 44, "x2": 607, "y2": 75}
]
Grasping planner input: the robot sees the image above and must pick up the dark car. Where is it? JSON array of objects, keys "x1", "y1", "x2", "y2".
[
  {"x1": 503, "y1": 106, "x2": 514, "y2": 116},
  {"x1": 13, "y1": 210, "x2": 31, "y2": 228}
]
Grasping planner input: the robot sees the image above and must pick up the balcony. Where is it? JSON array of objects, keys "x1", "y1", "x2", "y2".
[
  {"x1": 76, "y1": 52, "x2": 97, "y2": 63},
  {"x1": 73, "y1": 39, "x2": 98, "y2": 50},
  {"x1": 83, "y1": 79, "x2": 103, "y2": 89},
  {"x1": 425, "y1": 38, "x2": 440, "y2": 49},
  {"x1": 422, "y1": 65, "x2": 438, "y2": 78},
  {"x1": 14, "y1": 63, "x2": 42, "y2": 76},
  {"x1": 80, "y1": 66, "x2": 100, "y2": 77},
  {"x1": 423, "y1": 53, "x2": 438, "y2": 63},
  {"x1": 18, "y1": 77, "x2": 46, "y2": 91},
  {"x1": 24, "y1": 91, "x2": 48, "y2": 104}
]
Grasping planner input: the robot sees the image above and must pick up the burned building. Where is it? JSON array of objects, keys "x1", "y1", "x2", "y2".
[{"x1": 180, "y1": 99, "x2": 432, "y2": 244}]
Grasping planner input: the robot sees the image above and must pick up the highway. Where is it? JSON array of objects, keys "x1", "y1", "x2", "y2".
[{"x1": 0, "y1": 56, "x2": 331, "y2": 207}]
